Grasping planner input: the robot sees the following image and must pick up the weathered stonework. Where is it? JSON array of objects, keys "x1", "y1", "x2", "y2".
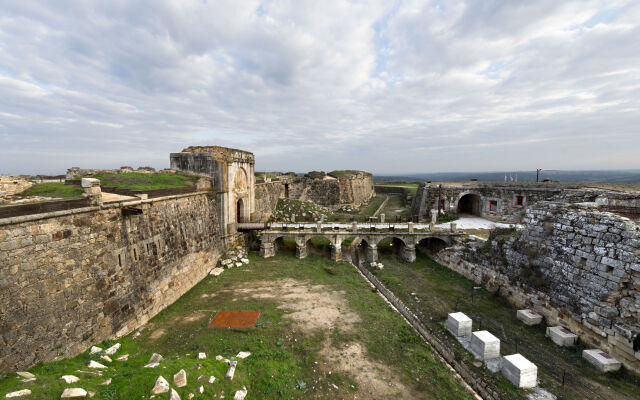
[
  {"x1": 435, "y1": 201, "x2": 640, "y2": 373},
  {"x1": 254, "y1": 181, "x2": 284, "y2": 222},
  {"x1": 0, "y1": 176, "x2": 33, "y2": 200},
  {"x1": 0, "y1": 192, "x2": 224, "y2": 373},
  {"x1": 281, "y1": 171, "x2": 374, "y2": 209}
]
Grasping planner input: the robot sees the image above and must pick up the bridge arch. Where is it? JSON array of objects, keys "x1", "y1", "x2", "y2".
[{"x1": 417, "y1": 237, "x2": 449, "y2": 255}]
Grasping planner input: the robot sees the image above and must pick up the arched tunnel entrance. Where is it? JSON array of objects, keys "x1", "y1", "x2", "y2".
[
  {"x1": 417, "y1": 237, "x2": 448, "y2": 256},
  {"x1": 457, "y1": 193, "x2": 482, "y2": 216}
]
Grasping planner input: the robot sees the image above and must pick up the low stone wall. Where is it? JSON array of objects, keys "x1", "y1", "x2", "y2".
[
  {"x1": 254, "y1": 181, "x2": 283, "y2": 222},
  {"x1": 0, "y1": 192, "x2": 224, "y2": 372},
  {"x1": 436, "y1": 201, "x2": 640, "y2": 373},
  {"x1": 0, "y1": 177, "x2": 33, "y2": 200}
]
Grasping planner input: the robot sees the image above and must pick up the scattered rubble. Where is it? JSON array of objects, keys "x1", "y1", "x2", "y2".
[
  {"x1": 151, "y1": 376, "x2": 170, "y2": 394},
  {"x1": 116, "y1": 354, "x2": 129, "y2": 361},
  {"x1": 104, "y1": 343, "x2": 121, "y2": 355},
  {"x1": 236, "y1": 351, "x2": 251, "y2": 359},
  {"x1": 87, "y1": 360, "x2": 107, "y2": 369},
  {"x1": 89, "y1": 346, "x2": 102, "y2": 355},
  {"x1": 174, "y1": 369, "x2": 187, "y2": 387},
  {"x1": 197, "y1": 352, "x2": 206, "y2": 359},
  {"x1": 60, "y1": 388, "x2": 88, "y2": 398},
  {"x1": 5, "y1": 389, "x2": 32, "y2": 398},
  {"x1": 169, "y1": 388, "x2": 181, "y2": 400},
  {"x1": 233, "y1": 386, "x2": 248, "y2": 400},
  {"x1": 226, "y1": 361, "x2": 238, "y2": 380},
  {"x1": 61, "y1": 375, "x2": 80, "y2": 384}
]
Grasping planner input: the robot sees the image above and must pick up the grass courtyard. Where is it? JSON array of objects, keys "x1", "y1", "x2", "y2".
[{"x1": 0, "y1": 251, "x2": 474, "y2": 400}]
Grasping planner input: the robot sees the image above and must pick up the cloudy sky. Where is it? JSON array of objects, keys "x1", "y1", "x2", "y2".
[{"x1": 1, "y1": 0, "x2": 639, "y2": 175}]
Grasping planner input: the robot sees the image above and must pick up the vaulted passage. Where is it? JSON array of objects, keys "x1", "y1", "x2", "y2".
[{"x1": 457, "y1": 194, "x2": 482, "y2": 216}]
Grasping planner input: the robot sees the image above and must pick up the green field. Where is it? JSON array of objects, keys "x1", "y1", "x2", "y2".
[
  {"x1": 0, "y1": 251, "x2": 473, "y2": 400},
  {"x1": 376, "y1": 183, "x2": 419, "y2": 195},
  {"x1": 80, "y1": 172, "x2": 199, "y2": 190},
  {"x1": 17, "y1": 183, "x2": 83, "y2": 199}
]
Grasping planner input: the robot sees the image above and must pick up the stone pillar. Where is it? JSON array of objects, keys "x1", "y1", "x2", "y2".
[
  {"x1": 450, "y1": 223, "x2": 457, "y2": 232},
  {"x1": 380, "y1": 214, "x2": 385, "y2": 223},
  {"x1": 295, "y1": 239, "x2": 308, "y2": 259},
  {"x1": 401, "y1": 245, "x2": 416, "y2": 262},
  {"x1": 431, "y1": 209, "x2": 438, "y2": 224},
  {"x1": 291, "y1": 214, "x2": 295, "y2": 223},
  {"x1": 352, "y1": 221, "x2": 358, "y2": 233},
  {"x1": 429, "y1": 223, "x2": 434, "y2": 231},
  {"x1": 366, "y1": 244, "x2": 378, "y2": 263},
  {"x1": 408, "y1": 222, "x2": 414, "y2": 233},
  {"x1": 81, "y1": 178, "x2": 102, "y2": 206},
  {"x1": 330, "y1": 239, "x2": 342, "y2": 261},
  {"x1": 260, "y1": 240, "x2": 275, "y2": 258},
  {"x1": 316, "y1": 222, "x2": 322, "y2": 232}
]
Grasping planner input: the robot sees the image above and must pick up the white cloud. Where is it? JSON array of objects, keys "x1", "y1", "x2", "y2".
[{"x1": 0, "y1": 0, "x2": 638, "y2": 175}]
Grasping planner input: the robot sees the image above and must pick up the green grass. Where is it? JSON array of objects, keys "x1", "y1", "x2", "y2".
[
  {"x1": 329, "y1": 195, "x2": 387, "y2": 222},
  {"x1": 371, "y1": 251, "x2": 640, "y2": 400},
  {"x1": 376, "y1": 184, "x2": 419, "y2": 195},
  {"x1": 378, "y1": 194, "x2": 412, "y2": 221},
  {"x1": 0, "y1": 251, "x2": 474, "y2": 400},
  {"x1": 83, "y1": 172, "x2": 199, "y2": 190},
  {"x1": 327, "y1": 170, "x2": 362, "y2": 178},
  {"x1": 17, "y1": 183, "x2": 83, "y2": 199}
]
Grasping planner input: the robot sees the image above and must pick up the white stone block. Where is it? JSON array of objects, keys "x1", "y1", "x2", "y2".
[
  {"x1": 501, "y1": 354, "x2": 537, "y2": 388},
  {"x1": 470, "y1": 330, "x2": 501, "y2": 360},
  {"x1": 516, "y1": 309, "x2": 542, "y2": 326},
  {"x1": 445, "y1": 312, "x2": 472, "y2": 337},
  {"x1": 582, "y1": 349, "x2": 622, "y2": 372},
  {"x1": 81, "y1": 178, "x2": 100, "y2": 188},
  {"x1": 546, "y1": 326, "x2": 577, "y2": 347}
]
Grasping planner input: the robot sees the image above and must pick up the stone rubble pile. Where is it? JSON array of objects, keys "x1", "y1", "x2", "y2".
[{"x1": 212, "y1": 246, "x2": 249, "y2": 276}]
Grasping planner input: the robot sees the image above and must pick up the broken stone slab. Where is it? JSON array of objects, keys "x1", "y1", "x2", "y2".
[
  {"x1": 582, "y1": 349, "x2": 622, "y2": 372},
  {"x1": 104, "y1": 343, "x2": 121, "y2": 355},
  {"x1": 470, "y1": 330, "x2": 501, "y2": 360},
  {"x1": 100, "y1": 355, "x2": 112, "y2": 363},
  {"x1": 88, "y1": 360, "x2": 107, "y2": 369},
  {"x1": 197, "y1": 352, "x2": 206, "y2": 359},
  {"x1": 240, "y1": 258, "x2": 249, "y2": 264},
  {"x1": 235, "y1": 262, "x2": 243, "y2": 267},
  {"x1": 61, "y1": 375, "x2": 80, "y2": 384},
  {"x1": 501, "y1": 353, "x2": 537, "y2": 388},
  {"x1": 174, "y1": 369, "x2": 187, "y2": 387},
  {"x1": 236, "y1": 351, "x2": 251, "y2": 359},
  {"x1": 233, "y1": 386, "x2": 248, "y2": 400},
  {"x1": 151, "y1": 376, "x2": 170, "y2": 394},
  {"x1": 546, "y1": 326, "x2": 578, "y2": 347},
  {"x1": 20, "y1": 378, "x2": 36, "y2": 383},
  {"x1": 199, "y1": 386, "x2": 204, "y2": 394},
  {"x1": 5, "y1": 389, "x2": 32, "y2": 398},
  {"x1": 169, "y1": 388, "x2": 181, "y2": 400},
  {"x1": 16, "y1": 372, "x2": 35, "y2": 379},
  {"x1": 445, "y1": 312, "x2": 472, "y2": 337},
  {"x1": 226, "y1": 361, "x2": 238, "y2": 380},
  {"x1": 61, "y1": 388, "x2": 88, "y2": 398},
  {"x1": 208, "y1": 376, "x2": 216, "y2": 384},
  {"x1": 89, "y1": 346, "x2": 102, "y2": 355},
  {"x1": 516, "y1": 309, "x2": 543, "y2": 326},
  {"x1": 209, "y1": 267, "x2": 224, "y2": 276},
  {"x1": 148, "y1": 353, "x2": 163, "y2": 363},
  {"x1": 144, "y1": 362, "x2": 160, "y2": 368},
  {"x1": 100, "y1": 378, "x2": 111, "y2": 385},
  {"x1": 116, "y1": 354, "x2": 129, "y2": 361}
]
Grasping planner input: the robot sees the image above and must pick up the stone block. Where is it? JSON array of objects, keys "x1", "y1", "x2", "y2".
[
  {"x1": 470, "y1": 330, "x2": 501, "y2": 360},
  {"x1": 81, "y1": 178, "x2": 100, "y2": 188},
  {"x1": 445, "y1": 312, "x2": 472, "y2": 337},
  {"x1": 546, "y1": 326, "x2": 578, "y2": 347},
  {"x1": 501, "y1": 353, "x2": 537, "y2": 388},
  {"x1": 582, "y1": 349, "x2": 622, "y2": 372},
  {"x1": 516, "y1": 309, "x2": 542, "y2": 326}
]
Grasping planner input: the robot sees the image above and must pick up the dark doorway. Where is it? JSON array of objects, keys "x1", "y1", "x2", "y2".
[
  {"x1": 284, "y1": 183, "x2": 289, "y2": 198},
  {"x1": 236, "y1": 198, "x2": 243, "y2": 223},
  {"x1": 457, "y1": 194, "x2": 482, "y2": 216}
]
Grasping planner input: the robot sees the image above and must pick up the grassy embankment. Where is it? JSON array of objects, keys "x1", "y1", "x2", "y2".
[
  {"x1": 376, "y1": 183, "x2": 419, "y2": 195},
  {"x1": 16, "y1": 183, "x2": 83, "y2": 199},
  {"x1": 372, "y1": 246, "x2": 640, "y2": 400},
  {"x1": 78, "y1": 172, "x2": 199, "y2": 190},
  {"x1": 0, "y1": 250, "x2": 474, "y2": 400}
]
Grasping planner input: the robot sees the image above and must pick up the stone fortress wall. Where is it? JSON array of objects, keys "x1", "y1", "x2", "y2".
[
  {"x1": 253, "y1": 170, "x2": 375, "y2": 221},
  {"x1": 0, "y1": 192, "x2": 224, "y2": 372},
  {"x1": 436, "y1": 201, "x2": 640, "y2": 372}
]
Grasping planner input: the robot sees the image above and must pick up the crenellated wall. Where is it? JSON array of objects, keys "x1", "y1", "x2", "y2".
[
  {"x1": 0, "y1": 192, "x2": 225, "y2": 373},
  {"x1": 436, "y1": 201, "x2": 640, "y2": 373}
]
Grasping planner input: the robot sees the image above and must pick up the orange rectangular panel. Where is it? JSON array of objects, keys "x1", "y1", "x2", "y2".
[{"x1": 208, "y1": 310, "x2": 261, "y2": 328}]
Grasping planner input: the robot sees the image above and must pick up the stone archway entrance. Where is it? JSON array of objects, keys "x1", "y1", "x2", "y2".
[{"x1": 457, "y1": 193, "x2": 482, "y2": 216}]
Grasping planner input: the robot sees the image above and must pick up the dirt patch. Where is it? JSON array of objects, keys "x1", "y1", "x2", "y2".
[
  {"x1": 149, "y1": 328, "x2": 166, "y2": 340},
  {"x1": 231, "y1": 278, "x2": 413, "y2": 399},
  {"x1": 181, "y1": 310, "x2": 207, "y2": 324}
]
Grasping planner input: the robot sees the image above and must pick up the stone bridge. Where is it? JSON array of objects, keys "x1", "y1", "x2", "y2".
[{"x1": 253, "y1": 222, "x2": 462, "y2": 263}]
